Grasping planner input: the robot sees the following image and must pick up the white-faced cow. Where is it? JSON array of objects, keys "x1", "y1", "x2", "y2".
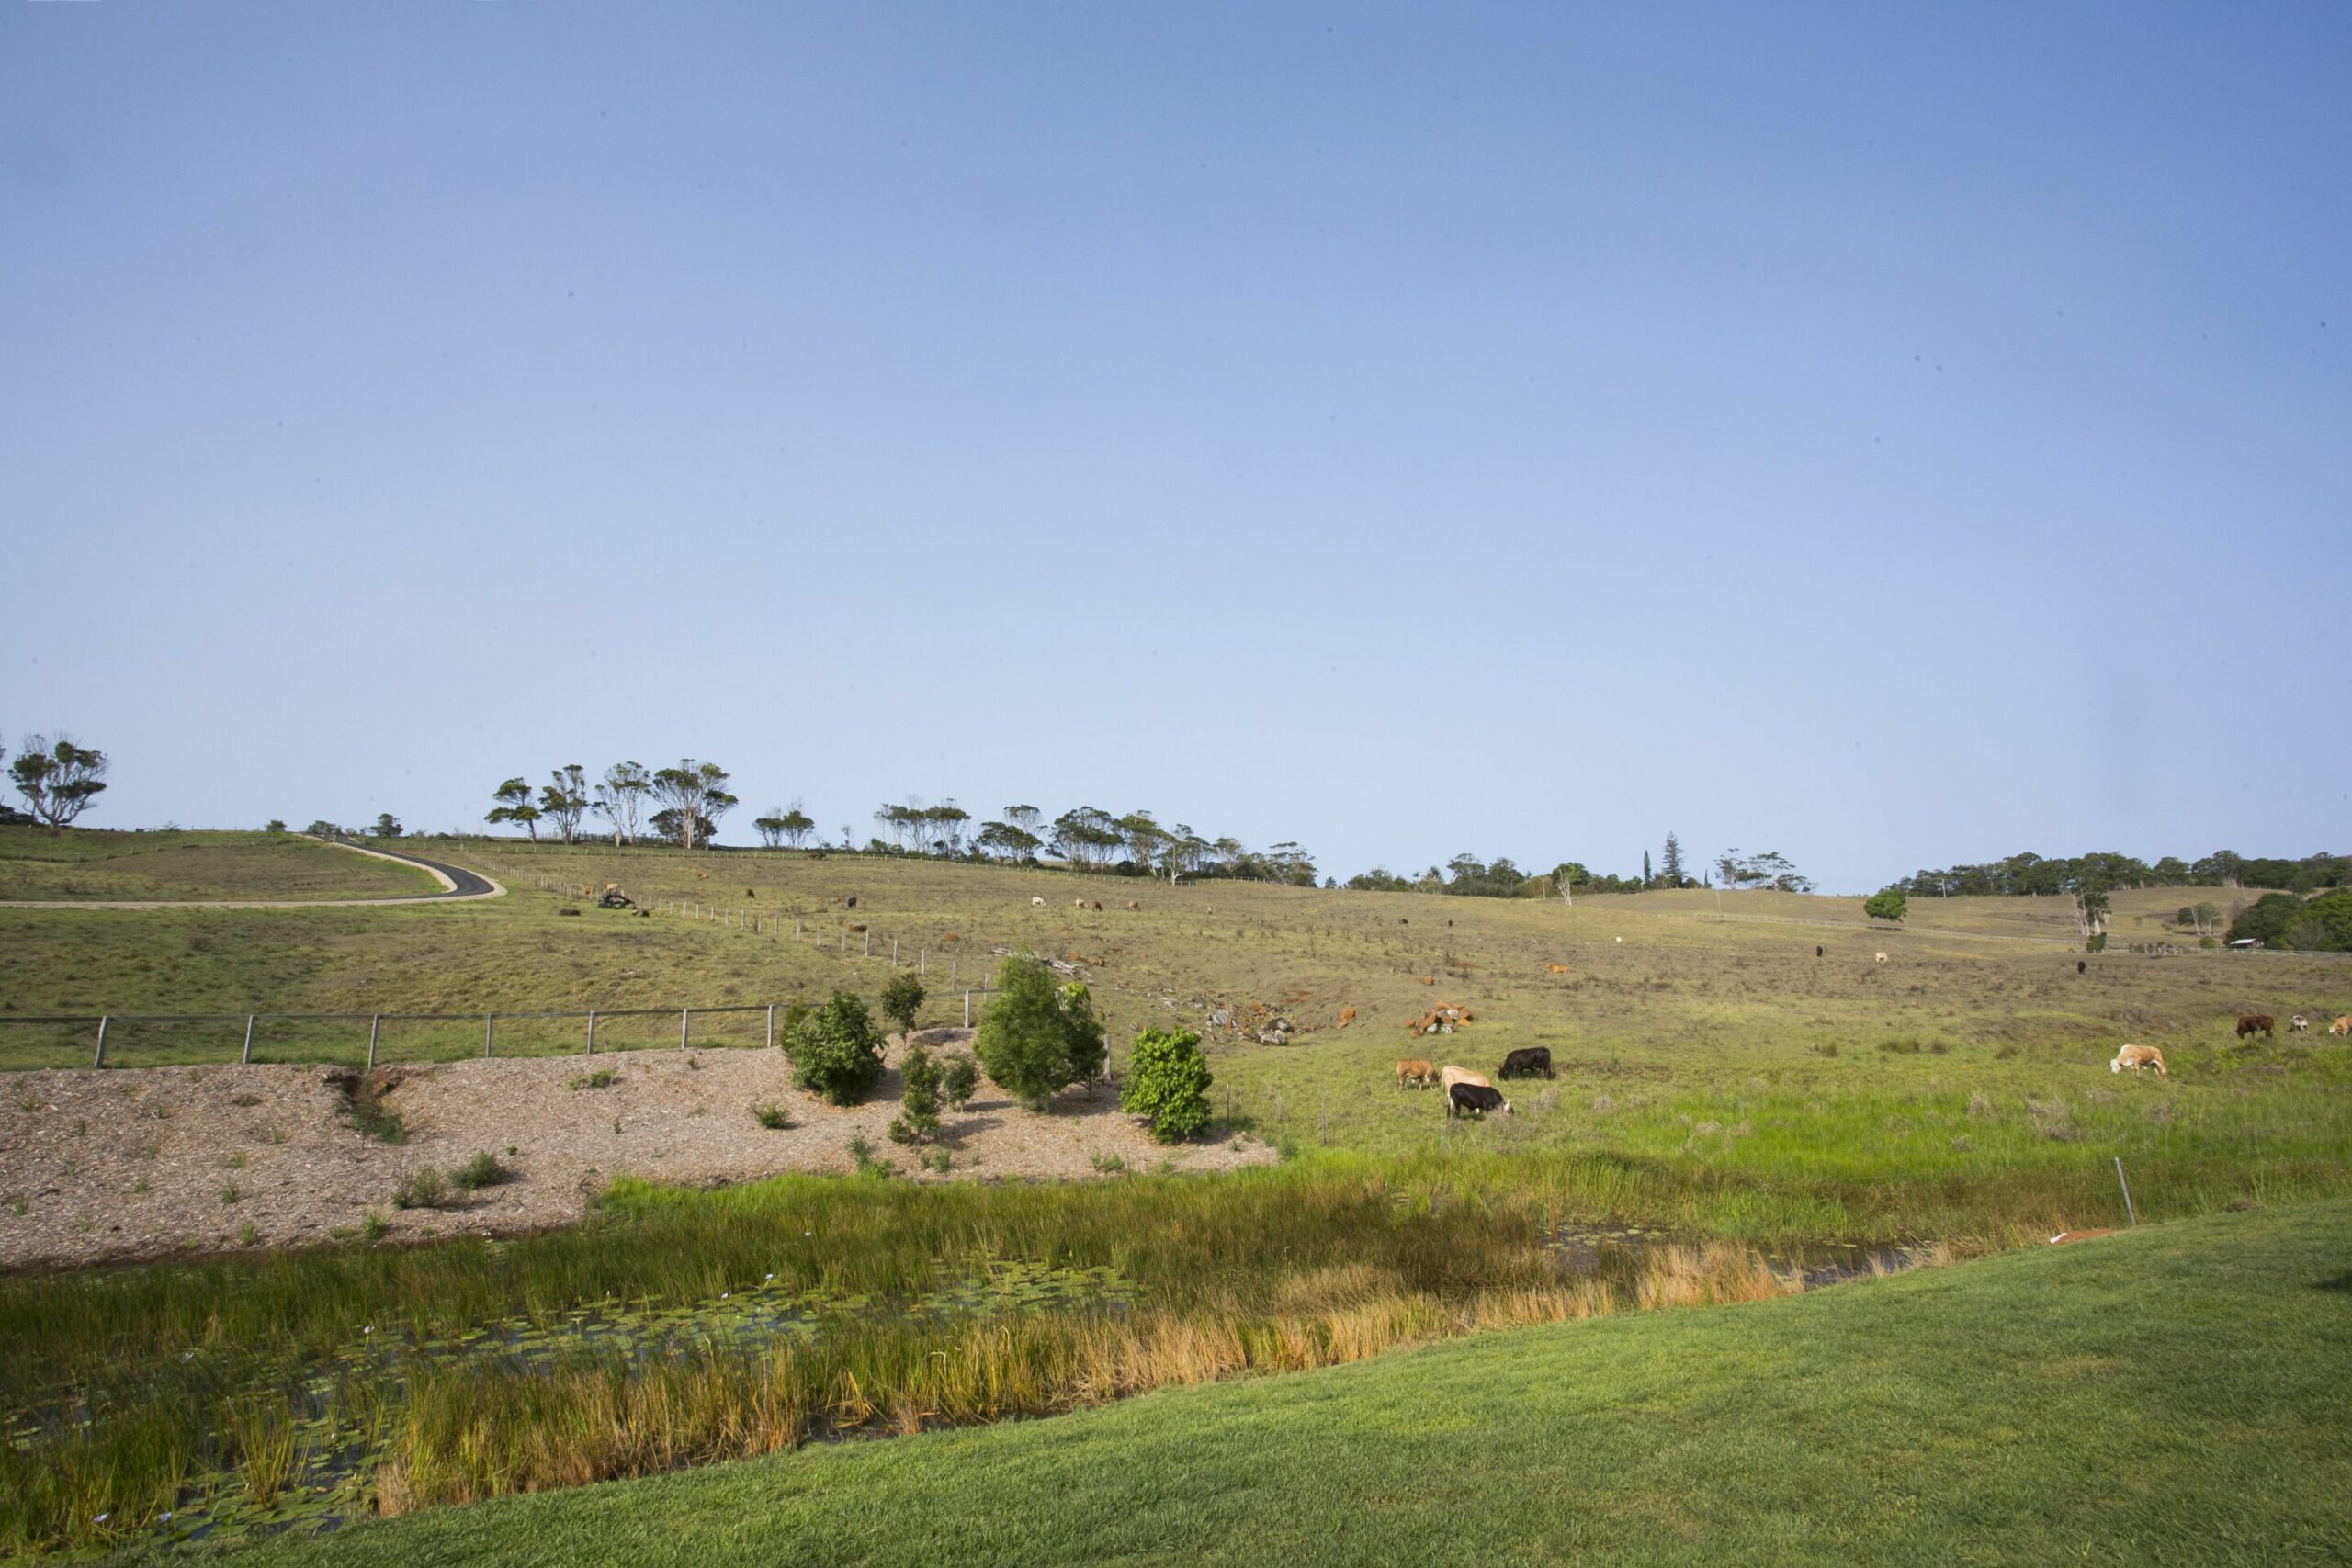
[
  {"x1": 2110, "y1": 1043, "x2": 2168, "y2": 1077},
  {"x1": 1447, "y1": 1082, "x2": 1511, "y2": 1118}
]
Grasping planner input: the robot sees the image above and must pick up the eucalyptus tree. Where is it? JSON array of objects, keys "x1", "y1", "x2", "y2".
[
  {"x1": 591, "y1": 761, "x2": 651, "y2": 846},
  {"x1": 539, "y1": 764, "x2": 591, "y2": 844},
  {"x1": 8, "y1": 735, "x2": 107, "y2": 829},
  {"x1": 485, "y1": 776, "x2": 540, "y2": 840},
  {"x1": 650, "y1": 760, "x2": 733, "y2": 850}
]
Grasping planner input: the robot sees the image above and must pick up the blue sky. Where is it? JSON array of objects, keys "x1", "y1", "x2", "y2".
[{"x1": 4, "y1": 3, "x2": 2346, "y2": 891}]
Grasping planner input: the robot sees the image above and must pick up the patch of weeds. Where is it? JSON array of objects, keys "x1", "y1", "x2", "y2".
[
  {"x1": 392, "y1": 1168, "x2": 450, "y2": 1211},
  {"x1": 2025, "y1": 1097, "x2": 2078, "y2": 1143},
  {"x1": 1808, "y1": 1042, "x2": 1839, "y2": 1058},
  {"x1": 1949, "y1": 1135, "x2": 1973, "y2": 1153},
  {"x1": 236, "y1": 1223, "x2": 259, "y2": 1247},
  {"x1": 752, "y1": 1102, "x2": 792, "y2": 1130},
  {"x1": 222, "y1": 1152, "x2": 245, "y2": 1169},
  {"x1": 231, "y1": 1093, "x2": 262, "y2": 1108},
  {"x1": 1090, "y1": 1150, "x2": 1126, "y2": 1174},
  {"x1": 71, "y1": 1119, "x2": 86, "y2": 1138},
  {"x1": 6, "y1": 1195, "x2": 26, "y2": 1216},
  {"x1": 847, "y1": 1134, "x2": 896, "y2": 1179},
  {"x1": 1994, "y1": 1043, "x2": 2019, "y2": 1060},
  {"x1": 219, "y1": 1182, "x2": 242, "y2": 1205},
  {"x1": 1877, "y1": 1036, "x2": 1928, "y2": 1055},
  {"x1": 921, "y1": 1147, "x2": 953, "y2": 1174},
  {"x1": 130, "y1": 1176, "x2": 149, "y2": 1195},
  {"x1": 328, "y1": 1068, "x2": 406, "y2": 1145},
  {"x1": 2145, "y1": 1100, "x2": 2176, "y2": 1123},
  {"x1": 448, "y1": 1152, "x2": 511, "y2": 1193},
  {"x1": 361, "y1": 1210, "x2": 390, "y2": 1242},
  {"x1": 263, "y1": 1127, "x2": 288, "y2": 1145},
  {"x1": 12, "y1": 1095, "x2": 35, "y2": 1113},
  {"x1": 140, "y1": 1141, "x2": 159, "y2": 1160},
  {"x1": 1591, "y1": 1094, "x2": 1616, "y2": 1114},
  {"x1": 569, "y1": 1070, "x2": 616, "y2": 1091},
  {"x1": 1966, "y1": 1090, "x2": 1996, "y2": 1117}
]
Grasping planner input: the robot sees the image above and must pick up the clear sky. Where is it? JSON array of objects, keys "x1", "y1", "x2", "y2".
[{"x1": 4, "y1": 3, "x2": 2346, "y2": 892}]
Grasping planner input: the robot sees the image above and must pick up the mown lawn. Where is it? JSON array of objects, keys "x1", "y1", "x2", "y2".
[
  {"x1": 0, "y1": 829, "x2": 435, "y2": 904},
  {"x1": 173, "y1": 1198, "x2": 2352, "y2": 1567}
]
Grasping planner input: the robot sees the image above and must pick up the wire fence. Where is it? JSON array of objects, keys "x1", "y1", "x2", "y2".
[{"x1": 0, "y1": 986, "x2": 1008, "y2": 1075}]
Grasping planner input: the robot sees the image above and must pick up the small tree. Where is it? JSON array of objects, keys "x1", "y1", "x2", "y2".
[
  {"x1": 370, "y1": 813, "x2": 404, "y2": 840},
  {"x1": 650, "y1": 760, "x2": 734, "y2": 850},
  {"x1": 265, "y1": 818, "x2": 288, "y2": 833},
  {"x1": 1660, "y1": 833, "x2": 1687, "y2": 886},
  {"x1": 780, "y1": 806, "x2": 816, "y2": 849},
  {"x1": 753, "y1": 808, "x2": 790, "y2": 849},
  {"x1": 485, "y1": 776, "x2": 540, "y2": 840},
  {"x1": 941, "y1": 1054, "x2": 979, "y2": 1110},
  {"x1": 1864, "y1": 888, "x2": 1907, "y2": 923},
  {"x1": 539, "y1": 765, "x2": 590, "y2": 844},
  {"x1": 888, "y1": 1043, "x2": 944, "y2": 1146},
  {"x1": 782, "y1": 990, "x2": 885, "y2": 1105},
  {"x1": 1120, "y1": 1028, "x2": 1213, "y2": 1143},
  {"x1": 10, "y1": 736, "x2": 107, "y2": 829},
  {"x1": 591, "y1": 761, "x2": 652, "y2": 846},
  {"x1": 881, "y1": 971, "x2": 925, "y2": 1037},
  {"x1": 975, "y1": 954, "x2": 1106, "y2": 1111}
]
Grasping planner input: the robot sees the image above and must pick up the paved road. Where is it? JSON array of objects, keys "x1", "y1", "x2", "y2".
[{"x1": 0, "y1": 837, "x2": 508, "y2": 910}]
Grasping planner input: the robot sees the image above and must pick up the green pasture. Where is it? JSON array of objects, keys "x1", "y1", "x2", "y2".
[
  {"x1": 131, "y1": 1198, "x2": 2352, "y2": 1568},
  {"x1": 0, "y1": 829, "x2": 436, "y2": 904}
]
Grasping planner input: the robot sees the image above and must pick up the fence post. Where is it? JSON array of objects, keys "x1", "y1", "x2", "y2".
[
  {"x1": 765, "y1": 1004, "x2": 775, "y2": 1050},
  {"x1": 839, "y1": 929, "x2": 845, "y2": 952},
  {"x1": 680, "y1": 1008, "x2": 691, "y2": 1050},
  {"x1": 585, "y1": 1010, "x2": 597, "y2": 1055},
  {"x1": 368, "y1": 1015, "x2": 380, "y2": 1069},
  {"x1": 2114, "y1": 1156, "x2": 2137, "y2": 1225},
  {"x1": 892, "y1": 937, "x2": 899, "y2": 966},
  {"x1": 795, "y1": 919, "x2": 802, "y2": 940},
  {"x1": 242, "y1": 1014, "x2": 256, "y2": 1066},
  {"x1": 865, "y1": 930, "x2": 872, "y2": 958},
  {"x1": 94, "y1": 1015, "x2": 109, "y2": 1068},
  {"x1": 484, "y1": 1014, "x2": 495, "y2": 1057},
  {"x1": 964, "y1": 990, "x2": 971, "y2": 1027},
  {"x1": 920, "y1": 948, "x2": 927, "y2": 976}
]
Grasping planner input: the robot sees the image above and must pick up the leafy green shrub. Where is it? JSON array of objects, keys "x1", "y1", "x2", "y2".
[
  {"x1": 359, "y1": 1210, "x2": 389, "y2": 1242},
  {"x1": 975, "y1": 955, "x2": 1106, "y2": 1111},
  {"x1": 880, "y1": 972, "x2": 925, "y2": 1036},
  {"x1": 784, "y1": 990, "x2": 886, "y2": 1106},
  {"x1": 392, "y1": 1168, "x2": 448, "y2": 1210},
  {"x1": 752, "y1": 1101, "x2": 791, "y2": 1130},
  {"x1": 941, "y1": 1053, "x2": 979, "y2": 1110},
  {"x1": 889, "y1": 1043, "x2": 943, "y2": 1146},
  {"x1": 2085, "y1": 933, "x2": 2107, "y2": 953},
  {"x1": 449, "y1": 1152, "x2": 509, "y2": 1193},
  {"x1": 568, "y1": 1069, "x2": 616, "y2": 1090},
  {"x1": 1863, "y1": 888, "x2": 1907, "y2": 923},
  {"x1": 1120, "y1": 1027, "x2": 1214, "y2": 1143}
]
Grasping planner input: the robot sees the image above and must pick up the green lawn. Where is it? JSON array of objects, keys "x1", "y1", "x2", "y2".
[
  {"x1": 176, "y1": 1198, "x2": 2352, "y2": 1567},
  {"x1": 0, "y1": 829, "x2": 437, "y2": 904}
]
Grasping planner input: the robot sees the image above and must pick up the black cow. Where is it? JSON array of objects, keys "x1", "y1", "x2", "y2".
[
  {"x1": 1816, "y1": 945, "x2": 1824, "y2": 959},
  {"x1": 2076, "y1": 960, "x2": 2086, "y2": 975},
  {"x1": 1448, "y1": 1082, "x2": 1510, "y2": 1118},
  {"x1": 1498, "y1": 1046, "x2": 1553, "y2": 1080}
]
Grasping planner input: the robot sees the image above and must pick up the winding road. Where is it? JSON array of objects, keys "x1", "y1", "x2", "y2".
[{"x1": 0, "y1": 836, "x2": 508, "y2": 910}]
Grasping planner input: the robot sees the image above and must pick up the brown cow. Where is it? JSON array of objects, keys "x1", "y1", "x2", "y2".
[
  {"x1": 2236, "y1": 1014, "x2": 2275, "y2": 1040},
  {"x1": 2110, "y1": 1043, "x2": 2168, "y2": 1077},
  {"x1": 1545, "y1": 963, "x2": 1572, "y2": 975},
  {"x1": 2331, "y1": 1016, "x2": 2352, "y2": 1037},
  {"x1": 1439, "y1": 1064, "x2": 1492, "y2": 1092},
  {"x1": 1338, "y1": 1005, "x2": 1357, "y2": 1027},
  {"x1": 745, "y1": 888, "x2": 756, "y2": 899},
  {"x1": 1395, "y1": 1058, "x2": 1436, "y2": 1090},
  {"x1": 1125, "y1": 900, "x2": 1140, "y2": 910}
]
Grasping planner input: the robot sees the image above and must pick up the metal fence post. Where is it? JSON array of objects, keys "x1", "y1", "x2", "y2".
[
  {"x1": 2115, "y1": 1156, "x2": 2137, "y2": 1225},
  {"x1": 920, "y1": 948, "x2": 926, "y2": 976},
  {"x1": 680, "y1": 1008, "x2": 691, "y2": 1049},
  {"x1": 368, "y1": 1015, "x2": 380, "y2": 1069},
  {"x1": 94, "y1": 1015, "x2": 109, "y2": 1068},
  {"x1": 892, "y1": 937, "x2": 899, "y2": 966},
  {"x1": 839, "y1": 928, "x2": 846, "y2": 952},
  {"x1": 964, "y1": 990, "x2": 971, "y2": 1027},
  {"x1": 484, "y1": 1014, "x2": 495, "y2": 1057},
  {"x1": 765, "y1": 1004, "x2": 775, "y2": 1049},
  {"x1": 865, "y1": 930, "x2": 872, "y2": 958},
  {"x1": 795, "y1": 919, "x2": 802, "y2": 940},
  {"x1": 585, "y1": 1010, "x2": 597, "y2": 1055},
  {"x1": 242, "y1": 1015, "x2": 256, "y2": 1066}
]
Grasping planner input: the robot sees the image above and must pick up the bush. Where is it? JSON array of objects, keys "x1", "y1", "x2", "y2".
[
  {"x1": 392, "y1": 1168, "x2": 448, "y2": 1210},
  {"x1": 880, "y1": 972, "x2": 925, "y2": 1036},
  {"x1": 2085, "y1": 933, "x2": 2107, "y2": 953},
  {"x1": 567, "y1": 1070, "x2": 616, "y2": 1090},
  {"x1": 941, "y1": 1053, "x2": 979, "y2": 1110},
  {"x1": 448, "y1": 1152, "x2": 509, "y2": 1192},
  {"x1": 888, "y1": 1043, "x2": 944, "y2": 1146},
  {"x1": 1120, "y1": 1027, "x2": 1214, "y2": 1143},
  {"x1": 784, "y1": 990, "x2": 886, "y2": 1106},
  {"x1": 1863, "y1": 888, "x2": 1907, "y2": 924},
  {"x1": 974, "y1": 955, "x2": 1106, "y2": 1111},
  {"x1": 752, "y1": 1101, "x2": 791, "y2": 1130}
]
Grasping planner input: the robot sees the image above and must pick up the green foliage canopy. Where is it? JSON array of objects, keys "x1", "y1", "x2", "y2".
[
  {"x1": 1864, "y1": 888, "x2": 1907, "y2": 923},
  {"x1": 783, "y1": 990, "x2": 885, "y2": 1105},
  {"x1": 975, "y1": 954, "x2": 1106, "y2": 1111},
  {"x1": 1119, "y1": 1028, "x2": 1214, "y2": 1143}
]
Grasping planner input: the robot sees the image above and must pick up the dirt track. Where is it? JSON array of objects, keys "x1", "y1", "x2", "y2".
[{"x1": 0, "y1": 1033, "x2": 1274, "y2": 1269}]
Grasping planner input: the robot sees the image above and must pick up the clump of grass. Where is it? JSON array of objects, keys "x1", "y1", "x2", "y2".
[
  {"x1": 218, "y1": 1182, "x2": 241, "y2": 1205},
  {"x1": 1966, "y1": 1090, "x2": 1996, "y2": 1118},
  {"x1": 330, "y1": 1069, "x2": 406, "y2": 1145},
  {"x1": 2025, "y1": 1097, "x2": 2078, "y2": 1143},
  {"x1": 236, "y1": 1222, "x2": 259, "y2": 1247},
  {"x1": 362, "y1": 1210, "x2": 390, "y2": 1242},
  {"x1": 752, "y1": 1102, "x2": 792, "y2": 1130},
  {"x1": 1090, "y1": 1151, "x2": 1126, "y2": 1174},
  {"x1": 1877, "y1": 1036, "x2": 1927, "y2": 1055},
  {"x1": 71, "y1": 1119, "x2": 86, "y2": 1138},
  {"x1": 921, "y1": 1148, "x2": 953, "y2": 1174},
  {"x1": 392, "y1": 1168, "x2": 450, "y2": 1211},
  {"x1": 231, "y1": 1093, "x2": 262, "y2": 1108},
  {"x1": 1591, "y1": 1094, "x2": 1616, "y2": 1114},
  {"x1": 222, "y1": 1152, "x2": 245, "y2": 1169},
  {"x1": 2146, "y1": 1101, "x2": 2176, "y2": 1123},
  {"x1": 570, "y1": 1070, "x2": 616, "y2": 1091},
  {"x1": 1949, "y1": 1135, "x2": 1973, "y2": 1153},
  {"x1": 448, "y1": 1152, "x2": 510, "y2": 1194},
  {"x1": 1808, "y1": 1042, "x2": 1839, "y2": 1058}
]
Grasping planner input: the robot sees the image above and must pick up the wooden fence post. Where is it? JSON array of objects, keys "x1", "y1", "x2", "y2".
[
  {"x1": 484, "y1": 1014, "x2": 495, "y2": 1057},
  {"x1": 368, "y1": 1014, "x2": 381, "y2": 1069},
  {"x1": 241, "y1": 1015, "x2": 256, "y2": 1066},
  {"x1": 680, "y1": 1008, "x2": 691, "y2": 1049},
  {"x1": 765, "y1": 1004, "x2": 775, "y2": 1050},
  {"x1": 585, "y1": 1010, "x2": 597, "y2": 1055},
  {"x1": 94, "y1": 1015, "x2": 109, "y2": 1068}
]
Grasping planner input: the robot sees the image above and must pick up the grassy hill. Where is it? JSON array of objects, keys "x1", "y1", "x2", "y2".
[
  {"x1": 168, "y1": 1198, "x2": 2352, "y2": 1568},
  {"x1": 0, "y1": 829, "x2": 439, "y2": 904}
]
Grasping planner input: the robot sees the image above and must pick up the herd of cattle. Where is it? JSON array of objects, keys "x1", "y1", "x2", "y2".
[
  {"x1": 1395, "y1": 1046, "x2": 1555, "y2": 1118},
  {"x1": 2107, "y1": 1012, "x2": 2351, "y2": 1078}
]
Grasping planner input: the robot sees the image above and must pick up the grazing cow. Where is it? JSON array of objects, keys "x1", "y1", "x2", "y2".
[
  {"x1": 1031, "y1": 896, "x2": 1046, "y2": 907},
  {"x1": 1338, "y1": 1005, "x2": 1357, "y2": 1026},
  {"x1": 1125, "y1": 900, "x2": 1140, "y2": 910},
  {"x1": 1075, "y1": 898, "x2": 1089, "y2": 909},
  {"x1": 1395, "y1": 1058, "x2": 1436, "y2": 1090},
  {"x1": 1447, "y1": 1082, "x2": 1511, "y2": 1118},
  {"x1": 2110, "y1": 1043, "x2": 2168, "y2": 1077},
  {"x1": 1874, "y1": 952, "x2": 1889, "y2": 964},
  {"x1": 1546, "y1": 963, "x2": 1572, "y2": 975},
  {"x1": 746, "y1": 888, "x2": 756, "y2": 899},
  {"x1": 695, "y1": 870, "x2": 708, "y2": 881},
  {"x1": 2236, "y1": 1014, "x2": 2276, "y2": 1041},
  {"x1": 2076, "y1": 960, "x2": 2086, "y2": 975},
  {"x1": 2331, "y1": 1016, "x2": 2352, "y2": 1037},
  {"x1": 1498, "y1": 1046, "x2": 1554, "y2": 1079},
  {"x1": 2290, "y1": 1015, "x2": 2311, "y2": 1034},
  {"x1": 1439, "y1": 1065, "x2": 1492, "y2": 1093},
  {"x1": 1093, "y1": 901, "x2": 1103, "y2": 911},
  {"x1": 1815, "y1": 945, "x2": 1824, "y2": 959}
]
